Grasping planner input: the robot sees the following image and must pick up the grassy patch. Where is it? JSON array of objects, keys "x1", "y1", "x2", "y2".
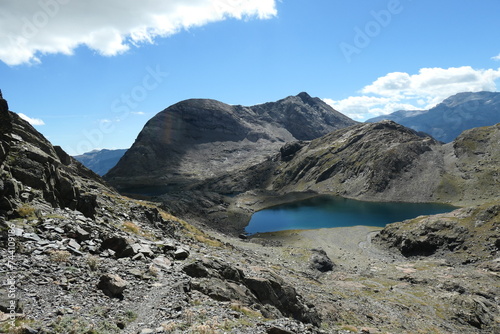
[
  {"x1": 16, "y1": 204, "x2": 37, "y2": 219},
  {"x1": 122, "y1": 221, "x2": 140, "y2": 234},
  {"x1": 48, "y1": 250, "x2": 71, "y2": 263},
  {"x1": 0, "y1": 318, "x2": 35, "y2": 334},
  {"x1": 121, "y1": 221, "x2": 157, "y2": 240},
  {"x1": 178, "y1": 220, "x2": 224, "y2": 248},
  {"x1": 230, "y1": 303, "x2": 262, "y2": 318},
  {"x1": 51, "y1": 315, "x2": 120, "y2": 334}
]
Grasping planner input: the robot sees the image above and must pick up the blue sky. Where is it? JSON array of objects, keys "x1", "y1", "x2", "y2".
[{"x1": 1, "y1": 0, "x2": 500, "y2": 155}]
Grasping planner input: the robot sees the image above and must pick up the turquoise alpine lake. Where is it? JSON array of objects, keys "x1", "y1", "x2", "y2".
[{"x1": 245, "y1": 195, "x2": 457, "y2": 235}]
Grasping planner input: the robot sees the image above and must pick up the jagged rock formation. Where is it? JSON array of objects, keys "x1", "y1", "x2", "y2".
[
  {"x1": 74, "y1": 148, "x2": 127, "y2": 176},
  {"x1": 182, "y1": 257, "x2": 320, "y2": 325},
  {"x1": 367, "y1": 91, "x2": 500, "y2": 142},
  {"x1": 0, "y1": 99, "x2": 106, "y2": 218},
  {"x1": 105, "y1": 93, "x2": 357, "y2": 192}
]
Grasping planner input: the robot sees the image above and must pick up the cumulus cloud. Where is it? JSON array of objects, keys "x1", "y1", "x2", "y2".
[
  {"x1": 19, "y1": 113, "x2": 45, "y2": 125},
  {"x1": 492, "y1": 54, "x2": 500, "y2": 61},
  {"x1": 0, "y1": 0, "x2": 277, "y2": 66},
  {"x1": 325, "y1": 66, "x2": 500, "y2": 121}
]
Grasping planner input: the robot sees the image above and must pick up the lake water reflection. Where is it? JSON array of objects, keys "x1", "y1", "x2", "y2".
[{"x1": 245, "y1": 195, "x2": 456, "y2": 235}]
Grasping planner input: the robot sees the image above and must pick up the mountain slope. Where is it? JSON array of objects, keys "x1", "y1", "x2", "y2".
[
  {"x1": 74, "y1": 148, "x2": 127, "y2": 176},
  {"x1": 105, "y1": 92, "x2": 357, "y2": 192},
  {"x1": 204, "y1": 120, "x2": 500, "y2": 208},
  {"x1": 367, "y1": 91, "x2": 500, "y2": 142}
]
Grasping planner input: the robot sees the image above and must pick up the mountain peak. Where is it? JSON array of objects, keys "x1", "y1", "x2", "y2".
[
  {"x1": 105, "y1": 94, "x2": 357, "y2": 191},
  {"x1": 0, "y1": 90, "x2": 8, "y2": 114},
  {"x1": 297, "y1": 92, "x2": 312, "y2": 100}
]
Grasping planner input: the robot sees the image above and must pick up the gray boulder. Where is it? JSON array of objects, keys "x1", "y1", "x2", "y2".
[
  {"x1": 97, "y1": 274, "x2": 128, "y2": 299},
  {"x1": 309, "y1": 248, "x2": 335, "y2": 272}
]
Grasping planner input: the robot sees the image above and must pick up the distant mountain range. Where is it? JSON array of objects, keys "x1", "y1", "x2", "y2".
[
  {"x1": 74, "y1": 149, "x2": 127, "y2": 176},
  {"x1": 366, "y1": 91, "x2": 500, "y2": 142}
]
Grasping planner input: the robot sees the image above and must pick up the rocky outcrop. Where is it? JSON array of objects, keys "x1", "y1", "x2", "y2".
[
  {"x1": 374, "y1": 203, "x2": 500, "y2": 262},
  {"x1": 97, "y1": 274, "x2": 128, "y2": 299},
  {"x1": 367, "y1": 91, "x2": 500, "y2": 143},
  {"x1": 105, "y1": 93, "x2": 357, "y2": 193},
  {"x1": 182, "y1": 257, "x2": 321, "y2": 326},
  {"x1": 0, "y1": 97, "x2": 109, "y2": 218},
  {"x1": 205, "y1": 121, "x2": 444, "y2": 203},
  {"x1": 436, "y1": 123, "x2": 500, "y2": 204},
  {"x1": 269, "y1": 121, "x2": 441, "y2": 199}
]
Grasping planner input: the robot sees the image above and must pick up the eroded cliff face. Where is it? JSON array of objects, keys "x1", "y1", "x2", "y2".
[
  {"x1": 104, "y1": 93, "x2": 357, "y2": 192},
  {"x1": 0, "y1": 97, "x2": 106, "y2": 218}
]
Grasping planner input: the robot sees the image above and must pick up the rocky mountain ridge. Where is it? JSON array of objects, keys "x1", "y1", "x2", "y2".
[
  {"x1": 200, "y1": 120, "x2": 500, "y2": 210},
  {"x1": 366, "y1": 91, "x2": 500, "y2": 142},
  {"x1": 105, "y1": 92, "x2": 357, "y2": 192}
]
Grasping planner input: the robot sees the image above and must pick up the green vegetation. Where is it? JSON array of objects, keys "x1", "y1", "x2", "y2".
[
  {"x1": 229, "y1": 303, "x2": 262, "y2": 318},
  {"x1": 122, "y1": 221, "x2": 140, "y2": 234}
]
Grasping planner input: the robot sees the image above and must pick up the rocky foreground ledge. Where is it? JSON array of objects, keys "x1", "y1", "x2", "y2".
[{"x1": 1, "y1": 193, "x2": 326, "y2": 334}]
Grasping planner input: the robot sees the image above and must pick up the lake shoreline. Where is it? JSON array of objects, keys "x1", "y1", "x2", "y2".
[{"x1": 237, "y1": 192, "x2": 457, "y2": 235}]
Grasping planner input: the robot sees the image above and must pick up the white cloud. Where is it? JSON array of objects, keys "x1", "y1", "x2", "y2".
[
  {"x1": 131, "y1": 111, "x2": 146, "y2": 115},
  {"x1": 492, "y1": 54, "x2": 500, "y2": 61},
  {"x1": 0, "y1": 0, "x2": 277, "y2": 66},
  {"x1": 18, "y1": 113, "x2": 45, "y2": 125},
  {"x1": 325, "y1": 66, "x2": 500, "y2": 121}
]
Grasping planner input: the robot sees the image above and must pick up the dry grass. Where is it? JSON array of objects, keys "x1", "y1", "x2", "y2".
[
  {"x1": 178, "y1": 219, "x2": 224, "y2": 248},
  {"x1": 16, "y1": 204, "x2": 36, "y2": 218},
  {"x1": 48, "y1": 250, "x2": 71, "y2": 263},
  {"x1": 230, "y1": 303, "x2": 262, "y2": 318},
  {"x1": 122, "y1": 221, "x2": 141, "y2": 234},
  {"x1": 86, "y1": 255, "x2": 100, "y2": 271}
]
